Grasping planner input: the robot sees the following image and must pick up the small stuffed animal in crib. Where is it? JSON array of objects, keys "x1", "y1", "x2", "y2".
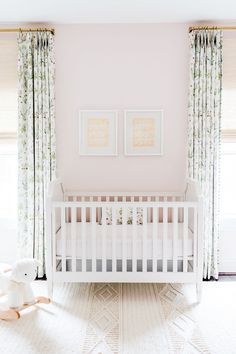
[{"x1": 0, "y1": 258, "x2": 40, "y2": 309}]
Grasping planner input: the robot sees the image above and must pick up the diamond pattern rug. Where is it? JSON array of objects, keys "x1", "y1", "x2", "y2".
[
  {"x1": 81, "y1": 283, "x2": 210, "y2": 354},
  {"x1": 82, "y1": 284, "x2": 120, "y2": 354},
  {"x1": 2, "y1": 281, "x2": 236, "y2": 353}
]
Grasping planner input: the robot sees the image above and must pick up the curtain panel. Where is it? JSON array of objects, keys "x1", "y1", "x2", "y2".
[
  {"x1": 188, "y1": 30, "x2": 223, "y2": 279},
  {"x1": 17, "y1": 31, "x2": 56, "y2": 277}
]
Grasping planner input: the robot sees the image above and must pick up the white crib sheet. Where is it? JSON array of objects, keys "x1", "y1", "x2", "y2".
[{"x1": 56, "y1": 223, "x2": 194, "y2": 260}]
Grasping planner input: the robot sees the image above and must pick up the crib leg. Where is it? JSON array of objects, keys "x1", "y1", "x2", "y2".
[
  {"x1": 47, "y1": 278, "x2": 53, "y2": 300},
  {"x1": 196, "y1": 282, "x2": 202, "y2": 303}
]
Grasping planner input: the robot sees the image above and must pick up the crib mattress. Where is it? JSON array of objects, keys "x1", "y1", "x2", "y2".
[{"x1": 56, "y1": 223, "x2": 194, "y2": 260}]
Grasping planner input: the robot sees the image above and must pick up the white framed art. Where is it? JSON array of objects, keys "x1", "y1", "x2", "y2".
[
  {"x1": 79, "y1": 110, "x2": 118, "y2": 156},
  {"x1": 124, "y1": 110, "x2": 164, "y2": 156}
]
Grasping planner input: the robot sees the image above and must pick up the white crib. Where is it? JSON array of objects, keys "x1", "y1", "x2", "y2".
[{"x1": 46, "y1": 179, "x2": 203, "y2": 302}]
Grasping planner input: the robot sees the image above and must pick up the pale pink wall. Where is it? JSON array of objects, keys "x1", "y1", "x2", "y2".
[{"x1": 55, "y1": 24, "x2": 189, "y2": 192}]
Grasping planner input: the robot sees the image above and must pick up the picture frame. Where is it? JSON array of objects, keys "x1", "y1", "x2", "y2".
[
  {"x1": 79, "y1": 110, "x2": 118, "y2": 156},
  {"x1": 124, "y1": 110, "x2": 164, "y2": 156}
]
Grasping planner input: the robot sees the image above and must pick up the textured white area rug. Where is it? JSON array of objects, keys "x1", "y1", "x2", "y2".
[{"x1": 0, "y1": 281, "x2": 236, "y2": 354}]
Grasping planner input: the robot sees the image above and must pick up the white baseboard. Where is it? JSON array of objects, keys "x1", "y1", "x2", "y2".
[{"x1": 219, "y1": 260, "x2": 236, "y2": 273}]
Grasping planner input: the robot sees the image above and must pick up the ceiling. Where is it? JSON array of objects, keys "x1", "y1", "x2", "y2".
[{"x1": 1, "y1": 0, "x2": 236, "y2": 24}]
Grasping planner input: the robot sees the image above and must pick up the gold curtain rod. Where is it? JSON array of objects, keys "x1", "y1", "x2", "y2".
[
  {"x1": 189, "y1": 26, "x2": 236, "y2": 33},
  {"x1": 0, "y1": 28, "x2": 55, "y2": 35}
]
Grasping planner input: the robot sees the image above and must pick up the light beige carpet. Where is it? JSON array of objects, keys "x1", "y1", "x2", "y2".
[{"x1": 0, "y1": 281, "x2": 236, "y2": 354}]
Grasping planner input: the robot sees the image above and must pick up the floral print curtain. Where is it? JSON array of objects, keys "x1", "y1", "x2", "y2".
[
  {"x1": 188, "y1": 30, "x2": 223, "y2": 279},
  {"x1": 17, "y1": 31, "x2": 56, "y2": 277}
]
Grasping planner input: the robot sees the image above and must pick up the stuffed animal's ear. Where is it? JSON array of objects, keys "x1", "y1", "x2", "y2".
[{"x1": 34, "y1": 260, "x2": 41, "y2": 268}]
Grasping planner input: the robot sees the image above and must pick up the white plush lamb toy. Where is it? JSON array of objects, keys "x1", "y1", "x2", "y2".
[{"x1": 0, "y1": 258, "x2": 40, "y2": 309}]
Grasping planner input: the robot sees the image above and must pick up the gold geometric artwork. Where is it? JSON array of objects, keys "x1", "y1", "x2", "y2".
[
  {"x1": 132, "y1": 118, "x2": 155, "y2": 148},
  {"x1": 87, "y1": 118, "x2": 110, "y2": 148}
]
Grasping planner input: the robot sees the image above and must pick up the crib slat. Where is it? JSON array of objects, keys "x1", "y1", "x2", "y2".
[
  {"x1": 98, "y1": 196, "x2": 102, "y2": 223},
  {"x1": 65, "y1": 196, "x2": 69, "y2": 223},
  {"x1": 193, "y1": 207, "x2": 197, "y2": 272},
  {"x1": 92, "y1": 207, "x2": 96, "y2": 272},
  {"x1": 132, "y1": 207, "x2": 137, "y2": 272},
  {"x1": 102, "y1": 207, "x2": 106, "y2": 272},
  {"x1": 173, "y1": 207, "x2": 178, "y2": 272},
  {"x1": 71, "y1": 207, "x2": 76, "y2": 272},
  {"x1": 122, "y1": 206, "x2": 127, "y2": 271},
  {"x1": 112, "y1": 207, "x2": 116, "y2": 272},
  {"x1": 122, "y1": 206, "x2": 127, "y2": 272},
  {"x1": 143, "y1": 208, "x2": 147, "y2": 272},
  {"x1": 163, "y1": 207, "x2": 168, "y2": 272},
  {"x1": 72, "y1": 198, "x2": 77, "y2": 223},
  {"x1": 163, "y1": 197, "x2": 169, "y2": 223},
  {"x1": 61, "y1": 207, "x2": 66, "y2": 272},
  {"x1": 52, "y1": 207, "x2": 56, "y2": 273},
  {"x1": 180, "y1": 203, "x2": 184, "y2": 222},
  {"x1": 81, "y1": 207, "x2": 86, "y2": 272},
  {"x1": 152, "y1": 207, "x2": 158, "y2": 272},
  {"x1": 183, "y1": 207, "x2": 188, "y2": 272},
  {"x1": 147, "y1": 196, "x2": 151, "y2": 222}
]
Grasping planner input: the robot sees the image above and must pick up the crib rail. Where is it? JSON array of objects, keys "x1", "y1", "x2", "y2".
[
  {"x1": 48, "y1": 201, "x2": 200, "y2": 281},
  {"x1": 64, "y1": 193, "x2": 184, "y2": 203},
  {"x1": 46, "y1": 180, "x2": 203, "y2": 301}
]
